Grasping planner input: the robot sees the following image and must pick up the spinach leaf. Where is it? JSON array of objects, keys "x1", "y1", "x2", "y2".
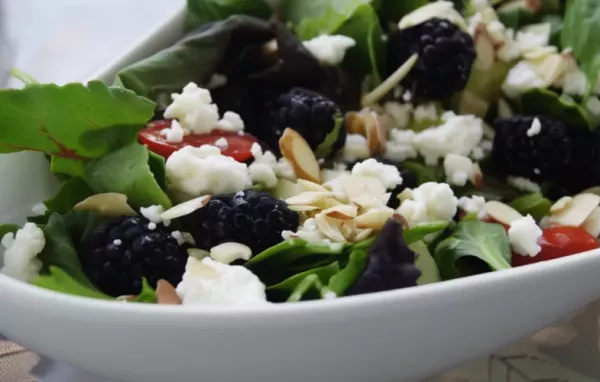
[
  {"x1": 377, "y1": 0, "x2": 428, "y2": 25},
  {"x1": 403, "y1": 160, "x2": 445, "y2": 184},
  {"x1": 267, "y1": 262, "x2": 340, "y2": 302},
  {"x1": 283, "y1": 0, "x2": 383, "y2": 80},
  {"x1": 44, "y1": 177, "x2": 94, "y2": 214},
  {"x1": 61, "y1": 210, "x2": 107, "y2": 247},
  {"x1": 33, "y1": 266, "x2": 111, "y2": 300},
  {"x1": 186, "y1": 0, "x2": 272, "y2": 31},
  {"x1": 347, "y1": 216, "x2": 420, "y2": 295},
  {"x1": 411, "y1": 241, "x2": 441, "y2": 285},
  {"x1": 520, "y1": 88, "x2": 593, "y2": 130},
  {"x1": 0, "y1": 81, "x2": 154, "y2": 158},
  {"x1": 561, "y1": 0, "x2": 600, "y2": 86},
  {"x1": 84, "y1": 143, "x2": 172, "y2": 209},
  {"x1": 404, "y1": 221, "x2": 450, "y2": 245},
  {"x1": 497, "y1": 0, "x2": 561, "y2": 30},
  {"x1": 543, "y1": 14, "x2": 563, "y2": 48},
  {"x1": 434, "y1": 220, "x2": 511, "y2": 280},
  {"x1": 38, "y1": 213, "x2": 98, "y2": 291},
  {"x1": 147, "y1": 150, "x2": 167, "y2": 191},
  {"x1": 0, "y1": 224, "x2": 19, "y2": 238},
  {"x1": 115, "y1": 16, "x2": 273, "y2": 101},
  {"x1": 327, "y1": 245, "x2": 368, "y2": 296},
  {"x1": 509, "y1": 193, "x2": 552, "y2": 221},
  {"x1": 50, "y1": 156, "x2": 86, "y2": 178}
]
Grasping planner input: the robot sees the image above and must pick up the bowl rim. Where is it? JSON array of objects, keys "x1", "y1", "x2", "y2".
[{"x1": 2, "y1": 247, "x2": 599, "y2": 318}]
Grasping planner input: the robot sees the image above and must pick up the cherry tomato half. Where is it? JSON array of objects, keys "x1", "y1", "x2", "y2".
[
  {"x1": 512, "y1": 226, "x2": 599, "y2": 267},
  {"x1": 138, "y1": 120, "x2": 258, "y2": 162}
]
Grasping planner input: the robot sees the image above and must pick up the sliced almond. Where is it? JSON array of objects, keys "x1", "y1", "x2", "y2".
[
  {"x1": 473, "y1": 24, "x2": 496, "y2": 71},
  {"x1": 187, "y1": 257, "x2": 219, "y2": 279},
  {"x1": 297, "y1": 179, "x2": 328, "y2": 193},
  {"x1": 529, "y1": 52, "x2": 567, "y2": 87},
  {"x1": 156, "y1": 280, "x2": 182, "y2": 305},
  {"x1": 286, "y1": 191, "x2": 340, "y2": 206},
  {"x1": 73, "y1": 193, "x2": 137, "y2": 217},
  {"x1": 345, "y1": 111, "x2": 367, "y2": 135},
  {"x1": 313, "y1": 197, "x2": 344, "y2": 210},
  {"x1": 550, "y1": 196, "x2": 573, "y2": 213},
  {"x1": 210, "y1": 242, "x2": 252, "y2": 264},
  {"x1": 315, "y1": 213, "x2": 346, "y2": 243},
  {"x1": 336, "y1": 174, "x2": 386, "y2": 199},
  {"x1": 273, "y1": 179, "x2": 300, "y2": 200},
  {"x1": 583, "y1": 186, "x2": 600, "y2": 196},
  {"x1": 352, "y1": 194, "x2": 385, "y2": 211},
  {"x1": 322, "y1": 205, "x2": 358, "y2": 220},
  {"x1": 355, "y1": 208, "x2": 395, "y2": 230},
  {"x1": 484, "y1": 201, "x2": 523, "y2": 225},
  {"x1": 364, "y1": 110, "x2": 387, "y2": 156},
  {"x1": 583, "y1": 207, "x2": 600, "y2": 237},
  {"x1": 339, "y1": 220, "x2": 357, "y2": 240},
  {"x1": 548, "y1": 193, "x2": 600, "y2": 227},
  {"x1": 188, "y1": 248, "x2": 210, "y2": 260},
  {"x1": 288, "y1": 205, "x2": 320, "y2": 212},
  {"x1": 279, "y1": 128, "x2": 322, "y2": 184},
  {"x1": 354, "y1": 228, "x2": 374, "y2": 242},
  {"x1": 161, "y1": 195, "x2": 211, "y2": 220}
]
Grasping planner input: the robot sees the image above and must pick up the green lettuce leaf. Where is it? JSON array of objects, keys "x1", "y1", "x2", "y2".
[
  {"x1": 84, "y1": 143, "x2": 172, "y2": 209},
  {"x1": 50, "y1": 156, "x2": 86, "y2": 178},
  {"x1": 115, "y1": 16, "x2": 273, "y2": 102},
  {"x1": 147, "y1": 150, "x2": 168, "y2": 191},
  {"x1": 561, "y1": 0, "x2": 600, "y2": 86},
  {"x1": 0, "y1": 81, "x2": 154, "y2": 158},
  {"x1": 520, "y1": 88, "x2": 593, "y2": 130},
  {"x1": 185, "y1": 0, "x2": 272, "y2": 31},
  {"x1": 411, "y1": 241, "x2": 441, "y2": 285},
  {"x1": 434, "y1": 220, "x2": 511, "y2": 280},
  {"x1": 44, "y1": 177, "x2": 94, "y2": 214},
  {"x1": 267, "y1": 262, "x2": 340, "y2": 302},
  {"x1": 404, "y1": 221, "x2": 450, "y2": 245},
  {"x1": 509, "y1": 193, "x2": 552, "y2": 221},
  {"x1": 38, "y1": 213, "x2": 98, "y2": 291},
  {"x1": 34, "y1": 266, "x2": 111, "y2": 300}
]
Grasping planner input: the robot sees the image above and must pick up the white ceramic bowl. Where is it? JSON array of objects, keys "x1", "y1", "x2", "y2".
[{"x1": 2, "y1": 8, "x2": 600, "y2": 382}]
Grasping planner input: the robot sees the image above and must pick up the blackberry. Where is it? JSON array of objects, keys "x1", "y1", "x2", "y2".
[
  {"x1": 263, "y1": 87, "x2": 346, "y2": 158},
  {"x1": 559, "y1": 128, "x2": 600, "y2": 194},
  {"x1": 387, "y1": 18, "x2": 476, "y2": 99},
  {"x1": 186, "y1": 190, "x2": 299, "y2": 255},
  {"x1": 491, "y1": 115, "x2": 572, "y2": 183},
  {"x1": 80, "y1": 216, "x2": 188, "y2": 297}
]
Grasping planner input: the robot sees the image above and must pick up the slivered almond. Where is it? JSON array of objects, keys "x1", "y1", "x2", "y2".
[
  {"x1": 550, "y1": 196, "x2": 572, "y2": 213},
  {"x1": 583, "y1": 207, "x2": 600, "y2": 237},
  {"x1": 279, "y1": 128, "x2": 322, "y2": 184},
  {"x1": 297, "y1": 179, "x2": 328, "y2": 192},
  {"x1": 210, "y1": 242, "x2": 252, "y2": 264},
  {"x1": 313, "y1": 197, "x2": 344, "y2": 210},
  {"x1": 345, "y1": 111, "x2": 367, "y2": 135},
  {"x1": 288, "y1": 205, "x2": 320, "y2": 212},
  {"x1": 548, "y1": 193, "x2": 600, "y2": 227},
  {"x1": 354, "y1": 228, "x2": 374, "y2": 242},
  {"x1": 315, "y1": 213, "x2": 346, "y2": 242},
  {"x1": 322, "y1": 205, "x2": 358, "y2": 220},
  {"x1": 364, "y1": 111, "x2": 387, "y2": 156},
  {"x1": 352, "y1": 194, "x2": 384, "y2": 210},
  {"x1": 484, "y1": 201, "x2": 523, "y2": 225},
  {"x1": 161, "y1": 195, "x2": 211, "y2": 220},
  {"x1": 583, "y1": 186, "x2": 600, "y2": 196},
  {"x1": 339, "y1": 220, "x2": 356, "y2": 239},
  {"x1": 355, "y1": 208, "x2": 395, "y2": 230},
  {"x1": 74, "y1": 193, "x2": 137, "y2": 217},
  {"x1": 156, "y1": 280, "x2": 182, "y2": 305},
  {"x1": 286, "y1": 191, "x2": 339, "y2": 205}
]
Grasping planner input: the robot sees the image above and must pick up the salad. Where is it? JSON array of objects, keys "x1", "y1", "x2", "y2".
[{"x1": 1, "y1": 0, "x2": 600, "y2": 306}]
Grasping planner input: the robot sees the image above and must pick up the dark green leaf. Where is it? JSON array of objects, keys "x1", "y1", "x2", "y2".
[
  {"x1": 50, "y1": 156, "x2": 86, "y2": 178},
  {"x1": 61, "y1": 210, "x2": 107, "y2": 246},
  {"x1": 403, "y1": 160, "x2": 444, "y2": 184},
  {"x1": 147, "y1": 150, "x2": 167, "y2": 191},
  {"x1": 0, "y1": 81, "x2": 154, "y2": 158},
  {"x1": 44, "y1": 177, "x2": 94, "y2": 214},
  {"x1": 315, "y1": 113, "x2": 344, "y2": 158},
  {"x1": 33, "y1": 266, "x2": 111, "y2": 300},
  {"x1": 0, "y1": 224, "x2": 19, "y2": 238},
  {"x1": 328, "y1": 246, "x2": 368, "y2": 296},
  {"x1": 267, "y1": 262, "x2": 340, "y2": 302},
  {"x1": 131, "y1": 278, "x2": 157, "y2": 303},
  {"x1": 498, "y1": 0, "x2": 561, "y2": 29},
  {"x1": 561, "y1": 0, "x2": 600, "y2": 85},
  {"x1": 543, "y1": 14, "x2": 563, "y2": 48},
  {"x1": 411, "y1": 241, "x2": 441, "y2": 285},
  {"x1": 509, "y1": 193, "x2": 552, "y2": 221},
  {"x1": 38, "y1": 213, "x2": 98, "y2": 291},
  {"x1": 520, "y1": 88, "x2": 593, "y2": 129},
  {"x1": 434, "y1": 220, "x2": 511, "y2": 280},
  {"x1": 115, "y1": 16, "x2": 273, "y2": 101},
  {"x1": 404, "y1": 221, "x2": 450, "y2": 245},
  {"x1": 84, "y1": 143, "x2": 172, "y2": 209},
  {"x1": 185, "y1": 0, "x2": 272, "y2": 31}
]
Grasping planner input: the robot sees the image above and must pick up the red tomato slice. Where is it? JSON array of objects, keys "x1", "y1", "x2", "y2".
[
  {"x1": 138, "y1": 120, "x2": 258, "y2": 162},
  {"x1": 512, "y1": 226, "x2": 599, "y2": 267}
]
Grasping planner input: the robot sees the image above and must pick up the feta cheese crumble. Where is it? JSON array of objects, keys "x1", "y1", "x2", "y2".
[
  {"x1": 302, "y1": 35, "x2": 356, "y2": 66},
  {"x1": 214, "y1": 137, "x2": 228, "y2": 150},
  {"x1": 0, "y1": 223, "x2": 45, "y2": 282},
  {"x1": 351, "y1": 158, "x2": 403, "y2": 189},
  {"x1": 413, "y1": 103, "x2": 438, "y2": 123},
  {"x1": 342, "y1": 134, "x2": 370, "y2": 162},
  {"x1": 163, "y1": 119, "x2": 185, "y2": 144},
  {"x1": 206, "y1": 73, "x2": 228, "y2": 90},
  {"x1": 166, "y1": 145, "x2": 251, "y2": 201},
  {"x1": 412, "y1": 112, "x2": 484, "y2": 165},
  {"x1": 507, "y1": 176, "x2": 541, "y2": 193},
  {"x1": 140, "y1": 205, "x2": 170, "y2": 226},
  {"x1": 526, "y1": 117, "x2": 542, "y2": 137},
  {"x1": 383, "y1": 101, "x2": 412, "y2": 129},
  {"x1": 443, "y1": 154, "x2": 476, "y2": 186},
  {"x1": 508, "y1": 215, "x2": 542, "y2": 257},
  {"x1": 176, "y1": 257, "x2": 268, "y2": 306},
  {"x1": 164, "y1": 82, "x2": 220, "y2": 134},
  {"x1": 502, "y1": 61, "x2": 545, "y2": 98},
  {"x1": 384, "y1": 129, "x2": 418, "y2": 162},
  {"x1": 274, "y1": 157, "x2": 297, "y2": 181},
  {"x1": 215, "y1": 111, "x2": 245, "y2": 132},
  {"x1": 397, "y1": 182, "x2": 458, "y2": 225},
  {"x1": 282, "y1": 218, "x2": 328, "y2": 244},
  {"x1": 249, "y1": 143, "x2": 278, "y2": 188},
  {"x1": 458, "y1": 195, "x2": 487, "y2": 219}
]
